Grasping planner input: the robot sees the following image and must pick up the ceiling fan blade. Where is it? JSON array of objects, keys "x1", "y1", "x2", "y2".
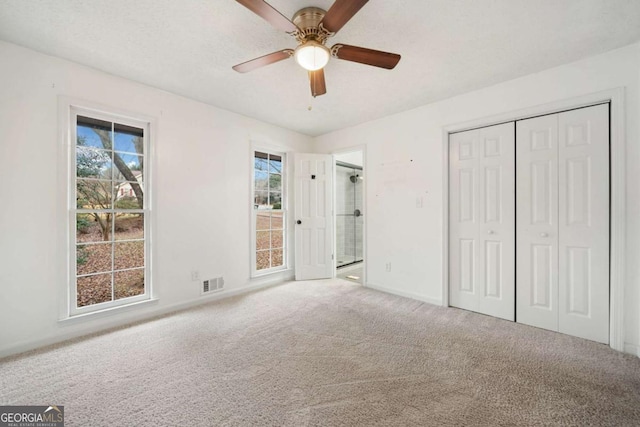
[
  {"x1": 320, "y1": 0, "x2": 368, "y2": 34},
  {"x1": 332, "y1": 44, "x2": 401, "y2": 69},
  {"x1": 235, "y1": 0, "x2": 299, "y2": 33},
  {"x1": 309, "y1": 69, "x2": 327, "y2": 97},
  {"x1": 232, "y1": 49, "x2": 294, "y2": 73}
]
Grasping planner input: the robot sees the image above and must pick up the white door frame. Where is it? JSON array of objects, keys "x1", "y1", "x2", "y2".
[
  {"x1": 332, "y1": 145, "x2": 367, "y2": 285},
  {"x1": 441, "y1": 88, "x2": 626, "y2": 352}
]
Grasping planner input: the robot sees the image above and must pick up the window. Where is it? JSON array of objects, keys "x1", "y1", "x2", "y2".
[
  {"x1": 70, "y1": 109, "x2": 150, "y2": 314},
  {"x1": 252, "y1": 150, "x2": 285, "y2": 274}
]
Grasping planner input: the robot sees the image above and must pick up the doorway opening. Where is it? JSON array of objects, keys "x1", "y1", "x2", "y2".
[{"x1": 334, "y1": 151, "x2": 364, "y2": 284}]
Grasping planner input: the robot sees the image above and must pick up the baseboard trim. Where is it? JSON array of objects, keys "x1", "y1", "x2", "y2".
[
  {"x1": 624, "y1": 343, "x2": 640, "y2": 357},
  {"x1": 365, "y1": 283, "x2": 442, "y2": 306},
  {"x1": 0, "y1": 273, "x2": 292, "y2": 359}
]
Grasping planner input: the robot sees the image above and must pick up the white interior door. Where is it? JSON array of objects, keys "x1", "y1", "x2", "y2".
[
  {"x1": 449, "y1": 122, "x2": 515, "y2": 321},
  {"x1": 516, "y1": 104, "x2": 609, "y2": 344},
  {"x1": 558, "y1": 104, "x2": 609, "y2": 343},
  {"x1": 293, "y1": 153, "x2": 333, "y2": 280},
  {"x1": 516, "y1": 114, "x2": 560, "y2": 331}
]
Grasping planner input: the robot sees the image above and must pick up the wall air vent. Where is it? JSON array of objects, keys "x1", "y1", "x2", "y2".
[{"x1": 201, "y1": 277, "x2": 224, "y2": 295}]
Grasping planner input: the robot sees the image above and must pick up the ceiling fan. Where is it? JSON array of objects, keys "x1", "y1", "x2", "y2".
[{"x1": 232, "y1": 0, "x2": 401, "y2": 97}]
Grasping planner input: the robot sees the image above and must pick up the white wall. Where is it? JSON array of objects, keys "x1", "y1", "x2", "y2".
[
  {"x1": 0, "y1": 41, "x2": 313, "y2": 357},
  {"x1": 314, "y1": 42, "x2": 640, "y2": 355}
]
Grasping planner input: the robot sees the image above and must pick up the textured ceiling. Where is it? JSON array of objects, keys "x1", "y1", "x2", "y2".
[{"x1": 1, "y1": 1, "x2": 640, "y2": 136}]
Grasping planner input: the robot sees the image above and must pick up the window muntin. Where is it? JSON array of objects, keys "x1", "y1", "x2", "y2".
[
  {"x1": 253, "y1": 151, "x2": 285, "y2": 273},
  {"x1": 72, "y1": 111, "x2": 149, "y2": 313}
]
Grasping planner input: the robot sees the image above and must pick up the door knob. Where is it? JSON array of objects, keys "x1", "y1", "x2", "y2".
[
  {"x1": 296, "y1": 220, "x2": 302, "y2": 225},
  {"x1": 540, "y1": 232, "x2": 548, "y2": 237},
  {"x1": 487, "y1": 230, "x2": 495, "y2": 235}
]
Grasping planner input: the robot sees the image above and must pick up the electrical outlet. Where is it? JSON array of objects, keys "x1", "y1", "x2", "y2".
[
  {"x1": 385, "y1": 262, "x2": 391, "y2": 272},
  {"x1": 191, "y1": 270, "x2": 200, "y2": 281},
  {"x1": 416, "y1": 197, "x2": 424, "y2": 208}
]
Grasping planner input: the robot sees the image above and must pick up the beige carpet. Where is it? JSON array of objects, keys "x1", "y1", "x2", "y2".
[{"x1": 1, "y1": 280, "x2": 639, "y2": 426}]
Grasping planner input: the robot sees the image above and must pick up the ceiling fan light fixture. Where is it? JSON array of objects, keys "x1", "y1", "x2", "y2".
[{"x1": 294, "y1": 40, "x2": 330, "y2": 71}]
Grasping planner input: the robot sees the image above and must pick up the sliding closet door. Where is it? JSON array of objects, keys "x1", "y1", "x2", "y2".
[
  {"x1": 516, "y1": 115, "x2": 560, "y2": 331},
  {"x1": 558, "y1": 104, "x2": 609, "y2": 343},
  {"x1": 517, "y1": 104, "x2": 609, "y2": 343},
  {"x1": 449, "y1": 122, "x2": 515, "y2": 321}
]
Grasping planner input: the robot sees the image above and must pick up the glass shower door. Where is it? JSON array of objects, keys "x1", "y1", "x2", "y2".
[
  {"x1": 336, "y1": 163, "x2": 363, "y2": 267},
  {"x1": 354, "y1": 169, "x2": 363, "y2": 263}
]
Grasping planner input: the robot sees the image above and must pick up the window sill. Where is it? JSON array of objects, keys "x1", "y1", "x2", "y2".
[
  {"x1": 251, "y1": 268, "x2": 293, "y2": 280},
  {"x1": 59, "y1": 298, "x2": 159, "y2": 325}
]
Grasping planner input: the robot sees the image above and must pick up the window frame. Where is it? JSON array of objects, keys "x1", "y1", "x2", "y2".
[
  {"x1": 68, "y1": 106, "x2": 152, "y2": 316},
  {"x1": 250, "y1": 147, "x2": 287, "y2": 277}
]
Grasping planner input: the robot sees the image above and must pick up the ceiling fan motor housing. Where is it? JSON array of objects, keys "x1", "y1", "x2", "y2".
[{"x1": 292, "y1": 7, "x2": 331, "y2": 44}]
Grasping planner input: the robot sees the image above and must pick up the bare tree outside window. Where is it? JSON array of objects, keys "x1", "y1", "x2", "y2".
[{"x1": 74, "y1": 115, "x2": 147, "y2": 309}]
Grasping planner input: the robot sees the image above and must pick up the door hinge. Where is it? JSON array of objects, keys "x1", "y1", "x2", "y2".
[{"x1": 332, "y1": 254, "x2": 334, "y2": 260}]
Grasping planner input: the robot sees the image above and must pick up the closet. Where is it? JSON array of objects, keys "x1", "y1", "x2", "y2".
[{"x1": 449, "y1": 103, "x2": 610, "y2": 344}]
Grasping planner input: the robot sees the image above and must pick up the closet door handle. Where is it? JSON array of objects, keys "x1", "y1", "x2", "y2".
[
  {"x1": 487, "y1": 230, "x2": 495, "y2": 235},
  {"x1": 540, "y1": 232, "x2": 549, "y2": 237}
]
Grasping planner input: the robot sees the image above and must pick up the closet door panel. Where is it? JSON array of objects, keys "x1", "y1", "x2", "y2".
[
  {"x1": 450, "y1": 130, "x2": 481, "y2": 312},
  {"x1": 516, "y1": 115, "x2": 559, "y2": 331},
  {"x1": 477, "y1": 123, "x2": 515, "y2": 320},
  {"x1": 558, "y1": 104, "x2": 609, "y2": 344},
  {"x1": 450, "y1": 123, "x2": 515, "y2": 321}
]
